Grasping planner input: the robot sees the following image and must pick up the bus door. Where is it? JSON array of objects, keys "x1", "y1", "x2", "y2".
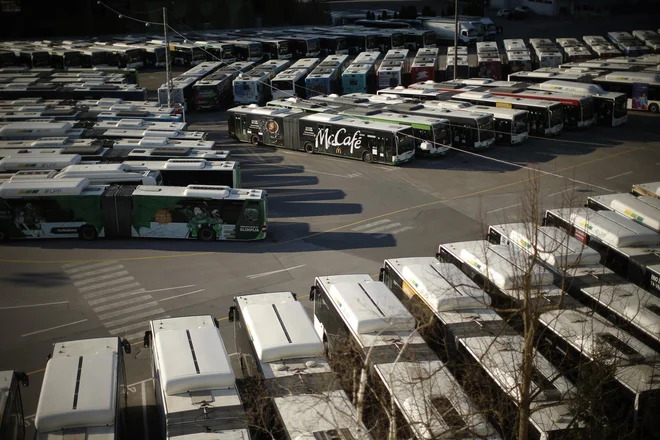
[
  {"x1": 101, "y1": 186, "x2": 135, "y2": 238},
  {"x1": 234, "y1": 113, "x2": 248, "y2": 140}
]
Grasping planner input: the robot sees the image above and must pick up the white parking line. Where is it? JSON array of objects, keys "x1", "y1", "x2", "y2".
[
  {"x1": 160, "y1": 289, "x2": 205, "y2": 302},
  {"x1": 142, "y1": 380, "x2": 150, "y2": 439},
  {"x1": 548, "y1": 187, "x2": 579, "y2": 197},
  {"x1": 82, "y1": 282, "x2": 141, "y2": 299},
  {"x1": 64, "y1": 261, "x2": 119, "y2": 273},
  {"x1": 246, "y1": 265, "x2": 306, "y2": 279},
  {"x1": 109, "y1": 318, "x2": 167, "y2": 336},
  {"x1": 605, "y1": 171, "x2": 632, "y2": 180},
  {"x1": 61, "y1": 261, "x2": 100, "y2": 269},
  {"x1": 351, "y1": 219, "x2": 391, "y2": 232},
  {"x1": 21, "y1": 319, "x2": 88, "y2": 337},
  {"x1": 97, "y1": 302, "x2": 160, "y2": 321},
  {"x1": 68, "y1": 265, "x2": 124, "y2": 279},
  {"x1": 87, "y1": 289, "x2": 147, "y2": 306},
  {"x1": 73, "y1": 271, "x2": 129, "y2": 286},
  {"x1": 141, "y1": 285, "x2": 196, "y2": 294},
  {"x1": 486, "y1": 203, "x2": 521, "y2": 214},
  {"x1": 0, "y1": 300, "x2": 69, "y2": 310},
  {"x1": 367, "y1": 222, "x2": 403, "y2": 233},
  {"x1": 77, "y1": 277, "x2": 135, "y2": 292}
]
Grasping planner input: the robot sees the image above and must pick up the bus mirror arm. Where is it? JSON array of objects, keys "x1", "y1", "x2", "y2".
[
  {"x1": 14, "y1": 372, "x2": 29, "y2": 387},
  {"x1": 228, "y1": 306, "x2": 236, "y2": 323},
  {"x1": 292, "y1": 292, "x2": 298, "y2": 301},
  {"x1": 143, "y1": 330, "x2": 152, "y2": 348},
  {"x1": 121, "y1": 338, "x2": 131, "y2": 354},
  {"x1": 378, "y1": 268, "x2": 385, "y2": 282},
  {"x1": 213, "y1": 317, "x2": 220, "y2": 328},
  {"x1": 309, "y1": 286, "x2": 317, "y2": 302}
]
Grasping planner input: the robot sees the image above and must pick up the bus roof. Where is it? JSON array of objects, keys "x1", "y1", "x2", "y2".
[
  {"x1": 385, "y1": 257, "x2": 491, "y2": 312},
  {"x1": 35, "y1": 337, "x2": 119, "y2": 433},
  {"x1": 133, "y1": 184, "x2": 263, "y2": 200},
  {"x1": 590, "y1": 193, "x2": 660, "y2": 233},
  {"x1": 0, "y1": 154, "x2": 82, "y2": 171},
  {"x1": 0, "y1": 176, "x2": 95, "y2": 196},
  {"x1": 529, "y1": 80, "x2": 616, "y2": 97},
  {"x1": 341, "y1": 108, "x2": 448, "y2": 125},
  {"x1": 317, "y1": 274, "x2": 415, "y2": 334},
  {"x1": 547, "y1": 207, "x2": 660, "y2": 248},
  {"x1": 452, "y1": 90, "x2": 560, "y2": 108},
  {"x1": 153, "y1": 316, "x2": 235, "y2": 396},
  {"x1": 123, "y1": 158, "x2": 236, "y2": 171},
  {"x1": 235, "y1": 291, "x2": 322, "y2": 362},
  {"x1": 633, "y1": 182, "x2": 660, "y2": 198}
]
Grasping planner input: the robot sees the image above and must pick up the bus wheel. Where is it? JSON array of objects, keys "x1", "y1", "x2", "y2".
[
  {"x1": 304, "y1": 142, "x2": 314, "y2": 154},
  {"x1": 362, "y1": 151, "x2": 374, "y2": 163},
  {"x1": 650, "y1": 103, "x2": 659, "y2": 114},
  {"x1": 250, "y1": 134, "x2": 261, "y2": 146},
  {"x1": 78, "y1": 225, "x2": 97, "y2": 241},
  {"x1": 198, "y1": 227, "x2": 217, "y2": 242}
]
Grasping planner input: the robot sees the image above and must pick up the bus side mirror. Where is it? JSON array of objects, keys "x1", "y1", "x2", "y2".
[
  {"x1": 292, "y1": 292, "x2": 298, "y2": 301},
  {"x1": 121, "y1": 338, "x2": 132, "y2": 354},
  {"x1": 228, "y1": 306, "x2": 237, "y2": 323},
  {"x1": 378, "y1": 268, "x2": 385, "y2": 282},
  {"x1": 309, "y1": 285, "x2": 317, "y2": 302},
  {"x1": 143, "y1": 330, "x2": 152, "y2": 348},
  {"x1": 14, "y1": 372, "x2": 28, "y2": 387},
  {"x1": 213, "y1": 317, "x2": 220, "y2": 328}
]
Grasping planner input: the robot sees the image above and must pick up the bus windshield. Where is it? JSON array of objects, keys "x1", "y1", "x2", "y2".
[
  {"x1": 550, "y1": 105, "x2": 564, "y2": 126},
  {"x1": 250, "y1": 44, "x2": 263, "y2": 59},
  {"x1": 65, "y1": 53, "x2": 81, "y2": 67},
  {"x1": 91, "y1": 52, "x2": 106, "y2": 65},
  {"x1": 513, "y1": 113, "x2": 529, "y2": 134},
  {"x1": 396, "y1": 132, "x2": 415, "y2": 154},
  {"x1": 308, "y1": 39, "x2": 320, "y2": 53},
  {"x1": 613, "y1": 95, "x2": 628, "y2": 119},
  {"x1": 278, "y1": 42, "x2": 290, "y2": 56},
  {"x1": 337, "y1": 39, "x2": 348, "y2": 51},
  {"x1": 433, "y1": 123, "x2": 450, "y2": 146},
  {"x1": 271, "y1": 80, "x2": 292, "y2": 93},
  {"x1": 193, "y1": 48, "x2": 206, "y2": 61},
  {"x1": 33, "y1": 52, "x2": 51, "y2": 66},
  {"x1": 392, "y1": 34, "x2": 404, "y2": 48},
  {"x1": 366, "y1": 35, "x2": 377, "y2": 49},
  {"x1": 478, "y1": 119, "x2": 495, "y2": 140},
  {"x1": 581, "y1": 98, "x2": 595, "y2": 122}
]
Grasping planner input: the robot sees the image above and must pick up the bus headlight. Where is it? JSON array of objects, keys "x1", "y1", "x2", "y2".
[{"x1": 420, "y1": 141, "x2": 432, "y2": 151}]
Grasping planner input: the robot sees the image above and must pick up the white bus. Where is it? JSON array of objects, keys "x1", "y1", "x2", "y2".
[
  {"x1": 487, "y1": 221, "x2": 660, "y2": 357},
  {"x1": 591, "y1": 72, "x2": 660, "y2": 113},
  {"x1": 529, "y1": 38, "x2": 562, "y2": 68},
  {"x1": 270, "y1": 68, "x2": 310, "y2": 100},
  {"x1": 527, "y1": 80, "x2": 628, "y2": 127},
  {"x1": 228, "y1": 291, "x2": 371, "y2": 440},
  {"x1": 446, "y1": 55, "x2": 470, "y2": 79},
  {"x1": 544, "y1": 206, "x2": 660, "y2": 298},
  {"x1": 503, "y1": 38, "x2": 529, "y2": 53},
  {"x1": 310, "y1": 274, "x2": 500, "y2": 440},
  {"x1": 157, "y1": 76, "x2": 198, "y2": 110},
  {"x1": 424, "y1": 100, "x2": 529, "y2": 145},
  {"x1": 506, "y1": 51, "x2": 533, "y2": 73},
  {"x1": 120, "y1": 159, "x2": 240, "y2": 188},
  {"x1": 379, "y1": 257, "x2": 583, "y2": 440},
  {"x1": 34, "y1": 337, "x2": 131, "y2": 440},
  {"x1": 377, "y1": 60, "x2": 405, "y2": 89},
  {"x1": 0, "y1": 370, "x2": 28, "y2": 440},
  {"x1": 632, "y1": 182, "x2": 660, "y2": 199},
  {"x1": 555, "y1": 38, "x2": 592, "y2": 62},
  {"x1": 633, "y1": 30, "x2": 660, "y2": 52},
  {"x1": 143, "y1": 315, "x2": 250, "y2": 439},
  {"x1": 582, "y1": 36, "x2": 621, "y2": 59},
  {"x1": 0, "y1": 164, "x2": 161, "y2": 186},
  {"x1": 377, "y1": 85, "x2": 451, "y2": 101},
  {"x1": 232, "y1": 70, "x2": 273, "y2": 105},
  {"x1": 476, "y1": 43, "x2": 502, "y2": 80}
]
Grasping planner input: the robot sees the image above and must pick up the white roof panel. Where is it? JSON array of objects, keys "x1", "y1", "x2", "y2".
[
  {"x1": 591, "y1": 193, "x2": 660, "y2": 233},
  {"x1": 0, "y1": 154, "x2": 81, "y2": 171},
  {"x1": 242, "y1": 299, "x2": 323, "y2": 362},
  {"x1": 155, "y1": 326, "x2": 234, "y2": 396},
  {"x1": 35, "y1": 339, "x2": 119, "y2": 433},
  {"x1": 550, "y1": 207, "x2": 660, "y2": 247},
  {"x1": 0, "y1": 177, "x2": 92, "y2": 197},
  {"x1": 633, "y1": 182, "x2": 660, "y2": 198},
  {"x1": 327, "y1": 278, "x2": 415, "y2": 334}
]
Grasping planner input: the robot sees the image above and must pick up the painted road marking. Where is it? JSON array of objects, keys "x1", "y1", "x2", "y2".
[
  {"x1": 68, "y1": 265, "x2": 125, "y2": 279},
  {"x1": 64, "y1": 261, "x2": 120, "y2": 274},
  {"x1": 83, "y1": 282, "x2": 142, "y2": 299},
  {"x1": 102, "y1": 308, "x2": 166, "y2": 329},
  {"x1": 77, "y1": 276, "x2": 136, "y2": 292},
  {"x1": 247, "y1": 265, "x2": 306, "y2": 279},
  {"x1": 351, "y1": 219, "x2": 391, "y2": 232},
  {"x1": 73, "y1": 271, "x2": 130, "y2": 286},
  {"x1": 141, "y1": 285, "x2": 197, "y2": 294},
  {"x1": 97, "y1": 302, "x2": 160, "y2": 321},
  {"x1": 21, "y1": 319, "x2": 88, "y2": 337},
  {"x1": 0, "y1": 300, "x2": 69, "y2": 310},
  {"x1": 87, "y1": 288, "x2": 148, "y2": 306},
  {"x1": 487, "y1": 203, "x2": 521, "y2": 214},
  {"x1": 374, "y1": 226, "x2": 415, "y2": 239},
  {"x1": 92, "y1": 295, "x2": 154, "y2": 313},
  {"x1": 605, "y1": 171, "x2": 632, "y2": 180},
  {"x1": 110, "y1": 318, "x2": 166, "y2": 336},
  {"x1": 160, "y1": 289, "x2": 205, "y2": 302},
  {"x1": 548, "y1": 187, "x2": 580, "y2": 197},
  {"x1": 367, "y1": 222, "x2": 403, "y2": 233}
]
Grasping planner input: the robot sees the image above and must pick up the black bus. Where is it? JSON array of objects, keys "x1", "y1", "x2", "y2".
[{"x1": 14, "y1": 49, "x2": 51, "y2": 68}]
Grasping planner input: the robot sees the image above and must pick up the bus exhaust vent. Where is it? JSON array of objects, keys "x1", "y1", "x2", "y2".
[{"x1": 312, "y1": 428, "x2": 356, "y2": 440}]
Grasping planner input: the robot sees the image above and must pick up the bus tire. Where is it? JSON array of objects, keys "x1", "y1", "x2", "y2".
[
  {"x1": 650, "y1": 103, "x2": 659, "y2": 114},
  {"x1": 78, "y1": 225, "x2": 97, "y2": 241},
  {"x1": 198, "y1": 226, "x2": 216, "y2": 242},
  {"x1": 362, "y1": 151, "x2": 374, "y2": 163},
  {"x1": 250, "y1": 134, "x2": 261, "y2": 146},
  {"x1": 304, "y1": 142, "x2": 314, "y2": 154}
]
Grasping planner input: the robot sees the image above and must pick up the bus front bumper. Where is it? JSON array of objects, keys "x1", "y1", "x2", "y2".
[
  {"x1": 612, "y1": 114, "x2": 629, "y2": 127},
  {"x1": 510, "y1": 132, "x2": 529, "y2": 145},
  {"x1": 392, "y1": 149, "x2": 415, "y2": 165},
  {"x1": 546, "y1": 124, "x2": 563, "y2": 136},
  {"x1": 474, "y1": 137, "x2": 495, "y2": 149}
]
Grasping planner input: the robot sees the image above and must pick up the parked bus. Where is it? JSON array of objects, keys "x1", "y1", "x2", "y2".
[
  {"x1": 13, "y1": 48, "x2": 51, "y2": 68},
  {"x1": 342, "y1": 27, "x2": 405, "y2": 52},
  {"x1": 143, "y1": 315, "x2": 250, "y2": 439},
  {"x1": 633, "y1": 30, "x2": 660, "y2": 52},
  {"x1": 227, "y1": 106, "x2": 415, "y2": 165},
  {"x1": 121, "y1": 159, "x2": 240, "y2": 188},
  {"x1": 507, "y1": 69, "x2": 592, "y2": 83},
  {"x1": 591, "y1": 72, "x2": 660, "y2": 112},
  {"x1": 342, "y1": 63, "x2": 377, "y2": 94},
  {"x1": 582, "y1": 36, "x2": 621, "y2": 59},
  {"x1": 50, "y1": 49, "x2": 82, "y2": 68},
  {"x1": 306, "y1": 55, "x2": 348, "y2": 96},
  {"x1": 107, "y1": 45, "x2": 144, "y2": 69},
  {"x1": 337, "y1": 107, "x2": 451, "y2": 156},
  {"x1": 290, "y1": 33, "x2": 348, "y2": 56},
  {"x1": 0, "y1": 50, "x2": 17, "y2": 68},
  {"x1": 527, "y1": 80, "x2": 628, "y2": 126},
  {"x1": 0, "y1": 178, "x2": 267, "y2": 241},
  {"x1": 216, "y1": 39, "x2": 263, "y2": 62},
  {"x1": 607, "y1": 32, "x2": 651, "y2": 57},
  {"x1": 351, "y1": 24, "x2": 434, "y2": 50},
  {"x1": 425, "y1": 100, "x2": 529, "y2": 145},
  {"x1": 555, "y1": 38, "x2": 592, "y2": 62},
  {"x1": 33, "y1": 337, "x2": 130, "y2": 439},
  {"x1": 544, "y1": 206, "x2": 660, "y2": 297},
  {"x1": 228, "y1": 291, "x2": 370, "y2": 439},
  {"x1": 310, "y1": 274, "x2": 501, "y2": 440},
  {"x1": 273, "y1": 33, "x2": 321, "y2": 58},
  {"x1": 379, "y1": 257, "x2": 583, "y2": 440},
  {"x1": 0, "y1": 371, "x2": 28, "y2": 440},
  {"x1": 487, "y1": 220, "x2": 660, "y2": 357},
  {"x1": 168, "y1": 42, "x2": 206, "y2": 66},
  {"x1": 270, "y1": 68, "x2": 311, "y2": 100},
  {"x1": 192, "y1": 71, "x2": 234, "y2": 111},
  {"x1": 232, "y1": 70, "x2": 273, "y2": 105},
  {"x1": 192, "y1": 40, "x2": 236, "y2": 64},
  {"x1": 385, "y1": 102, "x2": 496, "y2": 150},
  {"x1": 301, "y1": 27, "x2": 380, "y2": 54}
]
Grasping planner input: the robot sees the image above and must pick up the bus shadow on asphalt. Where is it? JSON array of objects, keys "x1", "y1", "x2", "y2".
[
  {"x1": 0, "y1": 272, "x2": 69, "y2": 287},
  {"x1": 245, "y1": 174, "x2": 320, "y2": 188},
  {"x1": 124, "y1": 404, "x2": 161, "y2": 440}
]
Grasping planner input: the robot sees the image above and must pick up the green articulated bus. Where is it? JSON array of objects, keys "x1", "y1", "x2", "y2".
[{"x1": 0, "y1": 178, "x2": 267, "y2": 241}]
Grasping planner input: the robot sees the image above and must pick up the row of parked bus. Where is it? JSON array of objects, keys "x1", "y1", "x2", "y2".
[{"x1": 5, "y1": 182, "x2": 659, "y2": 440}]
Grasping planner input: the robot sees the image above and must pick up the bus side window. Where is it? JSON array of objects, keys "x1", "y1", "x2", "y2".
[{"x1": 221, "y1": 200, "x2": 244, "y2": 224}]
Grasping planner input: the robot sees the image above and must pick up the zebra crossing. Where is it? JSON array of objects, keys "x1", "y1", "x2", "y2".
[
  {"x1": 351, "y1": 219, "x2": 414, "y2": 239},
  {"x1": 62, "y1": 260, "x2": 178, "y2": 342}
]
